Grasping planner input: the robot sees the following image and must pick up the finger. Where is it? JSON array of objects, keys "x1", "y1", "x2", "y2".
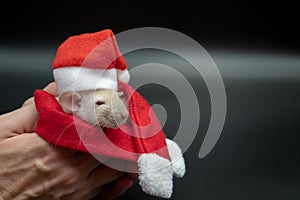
[
  {"x1": 76, "y1": 152, "x2": 103, "y2": 172},
  {"x1": 22, "y1": 97, "x2": 34, "y2": 107},
  {"x1": 6, "y1": 82, "x2": 58, "y2": 133},
  {"x1": 0, "y1": 104, "x2": 39, "y2": 134},
  {"x1": 2, "y1": 133, "x2": 50, "y2": 156},
  {"x1": 127, "y1": 173, "x2": 138, "y2": 182},
  {"x1": 81, "y1": 186, "x2": 104, "y2": 200},
  {"x1": 21, "y1": 82, "x2": 57, "y2": 108},
  {"x1": 98, "y1": 176, "x2": 134, "y2": 200},
  {"x1": 43, "y1": 82, "x2": 58, "y2": 96},
  {"x1": 88, "y1": 165, "x2": 124, "y2": 188}
]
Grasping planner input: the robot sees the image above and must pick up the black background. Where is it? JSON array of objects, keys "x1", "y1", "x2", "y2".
[
  {"x1": 1, "y1": 0, "x2": 299, "y2": 51},
  {"x1": 1, "y1": 1, "x2": 300, "y2": 200}
]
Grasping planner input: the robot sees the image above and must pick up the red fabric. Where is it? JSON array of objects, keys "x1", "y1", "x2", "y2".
[
  {"x1": 52, "y1": 29, "x2": 127, "y2": 71},
  {"x1": 34, "y1": 82, "x2": 170, "y2": 162}
]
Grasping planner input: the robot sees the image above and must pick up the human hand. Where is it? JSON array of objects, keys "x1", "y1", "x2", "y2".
[{"x1": 0, "y1": 82, "x2": 135, "y2": 200}]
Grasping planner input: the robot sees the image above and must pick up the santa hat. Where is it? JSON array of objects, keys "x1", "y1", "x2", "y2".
[
  {"x1": 36, "y1": 29, "x2": 186, "y2": 198},
  {"x1": 52, "y1": 29, "x2": 130, "y2": 95}
]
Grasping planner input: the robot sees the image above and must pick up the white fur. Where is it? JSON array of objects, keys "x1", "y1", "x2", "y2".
[
  {"x1": 117, "y1": 69, "x2": 130, "y2": 83},
  {"x1": 53, "y1": 67, "x2": 118, "y2": 94},
  {"x1": 166, "y1": 139, "x2": 186, "y2": 178},
  {"x1": 138, "y1": 154, "x2": 173, "y2": 198}
]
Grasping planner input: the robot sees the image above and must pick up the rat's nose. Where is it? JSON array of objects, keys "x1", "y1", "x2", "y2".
[
  {"x1": 120, "y1": 112, "x2": 128, "y2": 121},
  {"x1": 113, "y1": 110, "x2": 128, "y2": 124}
]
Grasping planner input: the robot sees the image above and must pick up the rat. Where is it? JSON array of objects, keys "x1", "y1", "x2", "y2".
[{"x1": 58, "y1": 89, "x2": 129, "y2": 129}]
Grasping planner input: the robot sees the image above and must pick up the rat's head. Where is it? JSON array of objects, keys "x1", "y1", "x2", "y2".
[{"x1": 59, "y1": 89, "x2": 129, "y2": 129}]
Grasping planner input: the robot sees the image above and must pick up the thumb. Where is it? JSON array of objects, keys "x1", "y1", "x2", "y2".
[
  {"x1": 0, "y1": 82, "x2": 58, "y2": 134},
  {"x1": 0, "y1": 103, "x2": 38, "y2": 139},
  {"x1": 22, "y1": 82, "x2": 58, "y2": 107}
]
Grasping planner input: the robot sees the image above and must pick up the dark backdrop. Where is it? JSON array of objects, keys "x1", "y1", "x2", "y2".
[
  {"x1": 1, "y1": 0, "x2": 299, "y2": 51},
  {"x1": 1, "y1": 1, "x2": 300, "y2": 200}
]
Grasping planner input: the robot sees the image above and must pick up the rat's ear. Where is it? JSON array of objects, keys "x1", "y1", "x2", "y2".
[{"x1": 59, "y1": 91, "x2": 82, "y2": 113}]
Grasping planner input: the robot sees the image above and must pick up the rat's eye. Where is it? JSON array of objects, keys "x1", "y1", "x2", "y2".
[{"x1": 95, "y1": 101, "x2": 105, "y2": 106}]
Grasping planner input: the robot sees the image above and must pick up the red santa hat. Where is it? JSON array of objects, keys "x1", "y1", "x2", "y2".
[
  {"x1": 35, "y1": 29, "x2": 186, "y2": 198},
  {"x1": 52, "y1": 29, "x2": 130, "y2": 95}
]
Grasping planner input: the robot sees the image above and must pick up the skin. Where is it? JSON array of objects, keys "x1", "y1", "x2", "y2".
[
  {"x1": 0, "y1": 82, "x2": 136, "y2": 200},
  {"x1": 59, "y1": 89, "x2": 129, "y2": 129}
]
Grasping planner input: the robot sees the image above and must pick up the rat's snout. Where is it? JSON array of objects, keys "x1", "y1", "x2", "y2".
[
  {"x1": 120, "y1": 112, "x2": 128, "y2": 121},
  {"x1": 112, "y1": 109, "x2": 129, "y2": 125}
]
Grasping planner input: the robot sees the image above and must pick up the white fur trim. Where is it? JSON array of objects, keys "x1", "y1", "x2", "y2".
[
  {"x1": 117, "y1": 69, "x2": 130, "y2": 83},
  {"x1": 53, "y1": 67, "x2": 117, "y2": 94},
  {"x1": 138, "y1": 153, "x2": 173, "y2": 198},
  {"x1": 166, "y1": 139, "x2": 186, "y2": 178}
]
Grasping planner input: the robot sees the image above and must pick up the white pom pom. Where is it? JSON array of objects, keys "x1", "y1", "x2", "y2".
[
  {"x1": 117, "y1": 69, "x2": 130, "y2": 83},
  {"x1": 166, "y1": 138, "x2": 186, "y2": 178},
  {"x1": 138, "y1": 153, "x2": 173, "y2": 198}
]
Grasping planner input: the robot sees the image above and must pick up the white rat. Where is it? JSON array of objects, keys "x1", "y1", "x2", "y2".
[{"x1": 58, "y1": 89, "x2": 129, "y2": 129}]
